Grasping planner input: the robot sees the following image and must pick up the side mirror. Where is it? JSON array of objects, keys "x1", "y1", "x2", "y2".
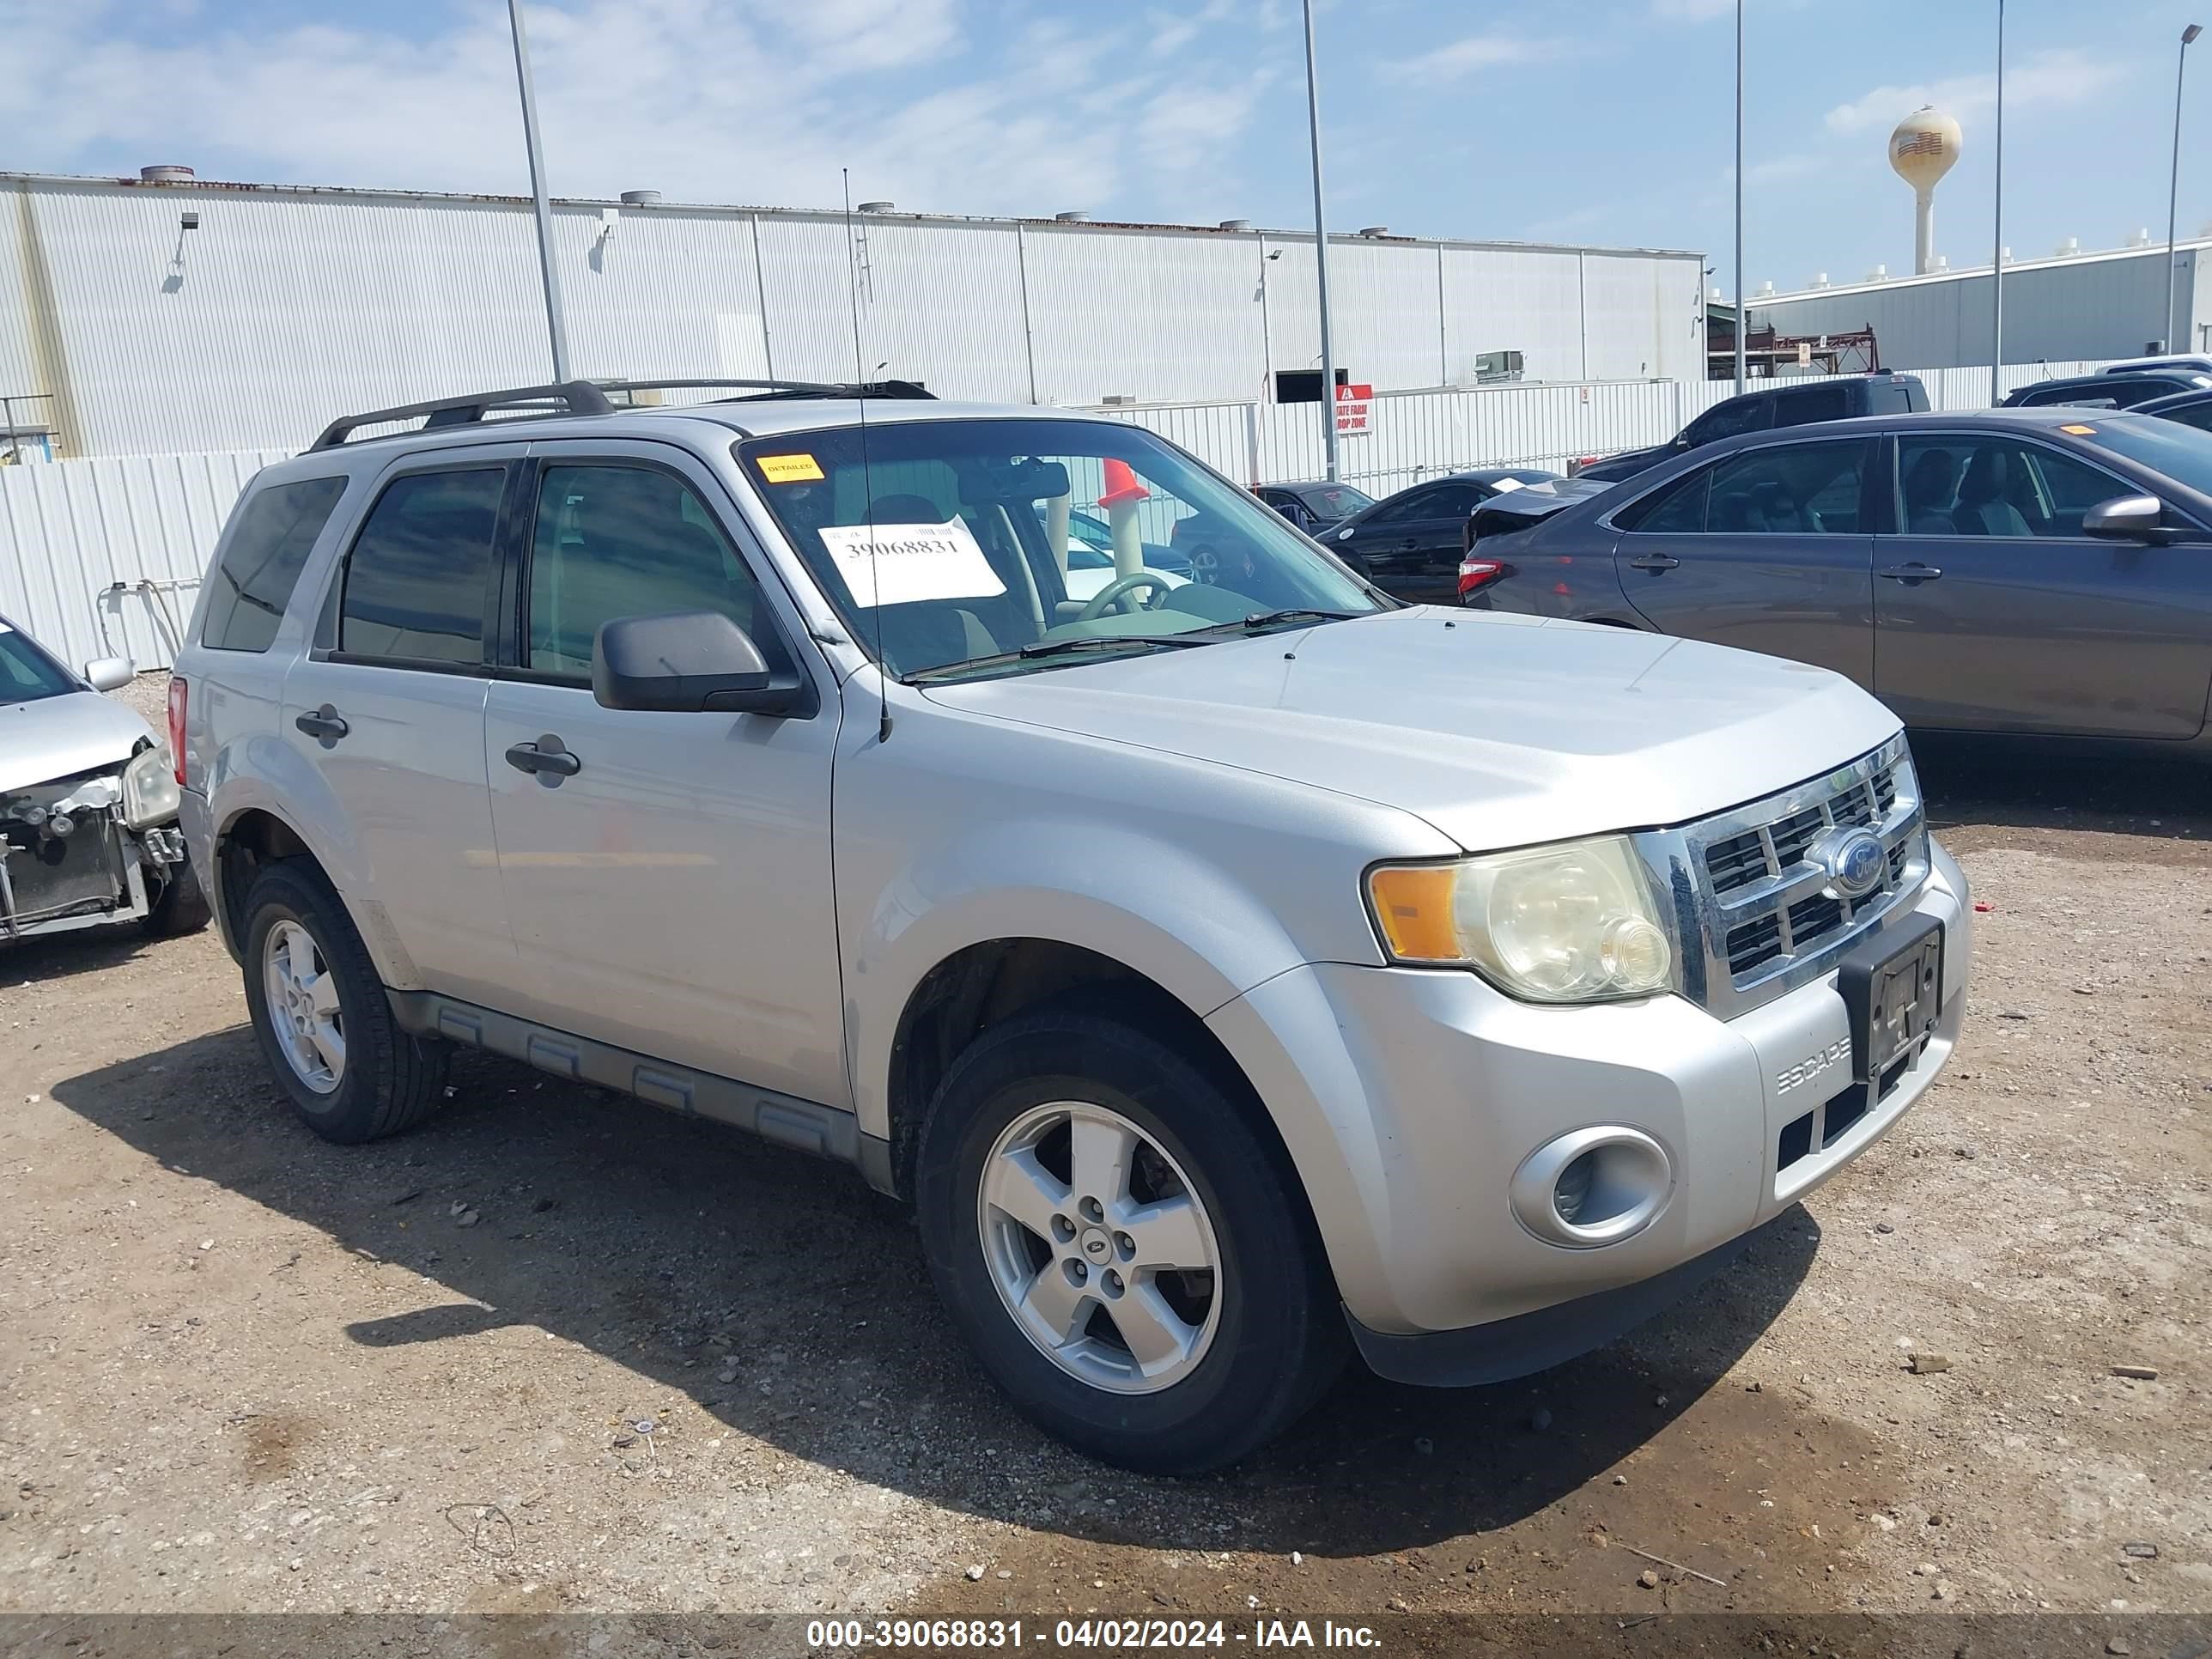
[
  {"x1": 592, "y1": 611, "x2": 809, "y2": 715},
  {"x1": 2081, "y1": 494, "x2": 2170, "y2": 543},
  {"x1": 82, "y1": 656, "x2": 135, "y2": 692}
]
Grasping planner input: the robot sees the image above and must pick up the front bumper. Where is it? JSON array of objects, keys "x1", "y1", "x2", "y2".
[
  {"x1": 1, "y1": 811, "x2": 187, "y2": 941},
  {"x1": 1207, "y1": 838, "x2": 1971, "y2": 1381}
]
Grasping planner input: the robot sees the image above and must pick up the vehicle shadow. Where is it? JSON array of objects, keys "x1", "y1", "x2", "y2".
[
  {"x1": 1911, "y1": 732, "x2": 2212, "y2": 842},
  {"x1": 51, "y1": 1025, "x2": 1818, "y2": 1558},
  {"x1": 2, "y1": 921, "x2": 162, "y2": 985}
]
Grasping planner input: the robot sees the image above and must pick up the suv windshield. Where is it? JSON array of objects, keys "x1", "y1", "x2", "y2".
[
  {"x1": 0, "y1": 621, "x2": 76, "y2": 707},
  {"x1": 738, "y1": 418, "x2": 1382, "y2": 682}
]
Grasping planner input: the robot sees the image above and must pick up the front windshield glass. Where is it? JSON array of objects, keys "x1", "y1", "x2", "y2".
[
  {"x1": 2083, "y1": 416, "x2": 2212, "y2": 503},
  {"x1": 738, "y1": 418, "x2": 1383, "y2": 682},
  {"x1": 0, "y1": 621, "x2": 75, "y2": 706}
]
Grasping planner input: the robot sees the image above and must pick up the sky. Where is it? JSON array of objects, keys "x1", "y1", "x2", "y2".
[{"x1": 1, "y1": 0, "x2": 2206, "y2": 300}]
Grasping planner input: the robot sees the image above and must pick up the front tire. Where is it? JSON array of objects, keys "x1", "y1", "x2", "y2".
[
  {"x1": 143, "y1": 854, "x2": 212, "y2": 937},
  {"x1": 916, "y1": 1010, "x2": 1346, "y2": 1474},
  {"x1": 240, "y1": 861, "x2": 446, "y2": 1145}
]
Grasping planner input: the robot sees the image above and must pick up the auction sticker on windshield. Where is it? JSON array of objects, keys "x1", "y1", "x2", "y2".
[{"x1": 817, "y1": 518, "x2": 1008, "y2": 607}]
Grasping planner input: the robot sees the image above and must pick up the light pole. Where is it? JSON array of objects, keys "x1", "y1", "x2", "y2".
[
  {"x1": 2167, "y1": 23, "x2": 2203, "y2": 353},
  {"x1": 507, "y1": 0, "x2": 571, "y2": 381},
  {"x1": 1301, "y1": 0, "x2": 1341, "y2": 483},
  {"x1": 1734, "y1": 0, "x2": 1747, "y2": 394},
  {"x1": 1991, "y1": 0, "x2": 2005, "y2": 406}
]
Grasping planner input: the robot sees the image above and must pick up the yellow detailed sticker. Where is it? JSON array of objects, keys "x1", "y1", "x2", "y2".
[
  {"x1": 2059, "y1": 423, "x2": 2098, "y2": 435},
  {"x1": 756, "y1": 453, "x2": 825, "y2": 483}
]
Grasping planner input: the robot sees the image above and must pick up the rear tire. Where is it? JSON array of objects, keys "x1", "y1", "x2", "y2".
[
  {"x1": 240, "y1": 861, "x2": 446, "y2": 1145},
  {"x1": 916, "y1": 1010, "x2": 1346, "y2": 1474},
  {"x1": 143, "y1": 855, "x2": 212, "y2": 937}
]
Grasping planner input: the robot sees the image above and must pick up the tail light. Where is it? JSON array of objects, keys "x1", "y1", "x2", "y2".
[
  {"x1": 167, "y1": 676, "x2": 188, "y2": 785},
  {"x1": 1457, "y1": 557, "x2": 1504, "y2": 598}
]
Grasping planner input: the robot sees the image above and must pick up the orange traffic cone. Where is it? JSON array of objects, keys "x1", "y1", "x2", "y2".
[{"x1": 1097, "y1": 459, "x2": 1151, "y2": 509}]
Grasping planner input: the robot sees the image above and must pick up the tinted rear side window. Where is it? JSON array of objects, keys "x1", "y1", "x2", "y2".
[
  {"x1": 1867, "y1": 380, "x2": 1924, "y2": 416},
  {"x1": 337, "y1": 468, "x2": 505, "y2": 665},
  {"x1": 1774, "y1": 384, "x2": 1851, "y2": 425},
  {"x1": 1616, "y1": 467, "x2": 1711, "y2": 532},
  {"x1": 200, "y1": 476, "x2": 348, "y2": 653}
]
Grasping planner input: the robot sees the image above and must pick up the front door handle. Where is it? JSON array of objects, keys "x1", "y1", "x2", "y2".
[
  {"x1": 505, "y1": 737, "x2": 581, "y2": 779},
  {"x1": 1878, "y1": 562, "x2": 1943, "y2": 583},
  {"x1": 294, "y1": 704, "x2": 349, "y2": 744},
  {"x1": 1627, "y1": 554, "x2": 1681, "y2": 572}
]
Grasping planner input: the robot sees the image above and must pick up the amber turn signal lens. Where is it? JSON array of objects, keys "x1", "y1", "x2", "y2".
[{"x1": 1366, "y1": 865, "x2": 1465, "y2": 963}]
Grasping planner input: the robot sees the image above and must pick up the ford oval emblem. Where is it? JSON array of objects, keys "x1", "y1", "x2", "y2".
[{"x1": 1823, "y1": 828, "x2": 1887, "y2": 900}]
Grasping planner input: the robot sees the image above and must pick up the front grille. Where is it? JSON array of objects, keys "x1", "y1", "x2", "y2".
[{"x1": 1644, "y1": 736, "x2": 1930, "y2": 1018}]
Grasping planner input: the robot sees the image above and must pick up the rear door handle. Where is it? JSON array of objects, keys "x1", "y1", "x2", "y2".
[
  {"x1": 294, "y1": 705, "x2": 349, "y2": 744},
  {"x1": 1627, "y1": 554, "x2": 1680, "y2": 572},
  {"x1": 505, "y1": 737, "x2": 581, "y2": 779},
  {"x1": 1878, "y1": 562, "x2": 1943, "y2": 583}
]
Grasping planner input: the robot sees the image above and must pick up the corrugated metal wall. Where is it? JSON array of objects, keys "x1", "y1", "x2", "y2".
[
  {"x1": 2, "y1": 358, "x2": 2109, "y2": 674},
  {"x1": 0, "y1": 446, "x2": 289, "y2": 672},
  {"x1": 0, "y1": 175, "x2": 1704, "y2": 458},
  {"x1": 1750, "y1": 241, "x2": 2208, "y2": 371}
]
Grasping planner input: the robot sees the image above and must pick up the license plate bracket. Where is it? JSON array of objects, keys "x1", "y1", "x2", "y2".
[{"x1": 1837, "y1": 914, "x2": 1944, "y2": 1085}]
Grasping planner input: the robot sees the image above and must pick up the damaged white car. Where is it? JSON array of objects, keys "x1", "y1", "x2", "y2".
[{"x1": 1, "y1": 613, "x2": 208, "y2": 942}]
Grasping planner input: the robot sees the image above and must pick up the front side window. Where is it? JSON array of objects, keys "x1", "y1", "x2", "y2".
[
  {"x1": 1685, "y1": 396, "x2": 1767, "y2": 446},
  {"x1": 1705, "y1": 441, "x2": 1868, "y2": 534},
  {"x1": 0, "y1": 620, "x2": 75, "y2": 706},
  {"x1": 1364, "y1": 489, "x2": 1438, "y2": 526},
  {"x1": 738, "y1": 418, "x2": 1382, "y2": 682},
  {"x1": 525, "y1": 464, "x2": 793, "y2": 678},
  {"x1": 1896, "y1": 436, "x2": 2137, "y2": 538},
  {"x1": 337, "y1": 467, "x2": 504, "y2": 665},
  {"x1": 202, "y1": 476, "x2": 349, "y2": 653}
]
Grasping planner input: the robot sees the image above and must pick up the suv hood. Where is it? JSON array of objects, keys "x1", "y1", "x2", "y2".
[
  {"x1": 0, "y1": 690, "x2": 153, "y2": 794},
  {"x1": 921, "y1": 608, "x2": 1899, "y2": 851}
]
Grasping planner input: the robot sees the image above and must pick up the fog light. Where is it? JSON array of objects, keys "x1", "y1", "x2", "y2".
[{"x1": 1510, "y1": 1127, "x2": 1673, "y2": 1248}]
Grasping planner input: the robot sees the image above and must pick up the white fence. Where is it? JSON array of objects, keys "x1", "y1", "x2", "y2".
[
  {"x1": 1093, "y1": 359, "x2": 2112, "y2": 500},
  {"x1": 0, "y1": 361, "x2": 2109, "y2": 674}
]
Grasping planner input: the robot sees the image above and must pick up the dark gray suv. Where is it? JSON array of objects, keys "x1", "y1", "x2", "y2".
[{"x1": 1469, "y1": 409, "x2": 2212, "y2": 745}]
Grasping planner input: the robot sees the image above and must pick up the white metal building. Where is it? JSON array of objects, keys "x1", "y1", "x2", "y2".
[
  {"x1": 0, "y1": 170, "x2": 1706, "y2": 459},
  {"x1": 1748, "y1": 234, "x2": 2212, "y2": 371}
]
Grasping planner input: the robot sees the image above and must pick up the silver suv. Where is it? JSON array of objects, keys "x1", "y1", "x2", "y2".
[{"x1": 174, "y1": 379, "x2": 1972, "y2": 1473}]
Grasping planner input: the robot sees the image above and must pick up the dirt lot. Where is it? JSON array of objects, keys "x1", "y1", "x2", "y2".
[{"x1": 3, "y1": 693, "x2": 2209, "y2": 1650}]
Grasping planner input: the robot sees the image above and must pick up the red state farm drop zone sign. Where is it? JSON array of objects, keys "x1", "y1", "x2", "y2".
[{"x1": 1334, "y1": 382, "x2": 1373, "y2": 437}]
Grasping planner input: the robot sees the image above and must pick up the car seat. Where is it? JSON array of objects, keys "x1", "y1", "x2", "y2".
[
  {"x1": 1952, "y1": 450, "x2": 2032, "y2": 538},
  {"x1": 857, "y1": 494, "x2": 1002, "y2": 677},
  {"x1": 1903, "y1": 450, "x2": 1960, "y2": 533}
]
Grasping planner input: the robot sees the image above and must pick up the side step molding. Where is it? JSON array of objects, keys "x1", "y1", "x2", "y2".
[{"x1": 387, "y1": 989, "x2": 883, "y2": 1178}]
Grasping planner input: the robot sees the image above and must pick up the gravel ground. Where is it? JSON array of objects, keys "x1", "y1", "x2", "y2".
[{"x1": 1, "y1": 687, "x2": 2206, "y2": 1644}]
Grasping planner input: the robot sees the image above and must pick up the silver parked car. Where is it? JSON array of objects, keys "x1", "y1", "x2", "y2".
[
  {"x1": 2, "y1": 613, "x2": 207, "y2": 941},
  {"x1": 174, "y1": 378, "x2": 1972, "y2": 1472}
]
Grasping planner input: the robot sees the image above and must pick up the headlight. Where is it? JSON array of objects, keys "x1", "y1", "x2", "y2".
[
  {"x1": 121, "y1": 744, "x2": 181, "y2": 830},
  {"x1": 1366, "y1": 835, "x2": 1675, "y2": 1003}
]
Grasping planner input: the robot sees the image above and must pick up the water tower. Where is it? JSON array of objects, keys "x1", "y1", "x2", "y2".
[{"x1": 1888, "y1": 106, "x2": 1962, "y2": 275}]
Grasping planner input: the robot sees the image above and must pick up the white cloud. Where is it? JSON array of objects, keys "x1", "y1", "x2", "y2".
[
  {"x1": 0, "y1": 0, "x2": 1257, "y2": 219},
  {"x1": 1746, "y1": 151, "x2": 1822, "y2": 186},
  {"x1": 1825, "y1": 47, "x2": 2128, "y2": 137},
  {"x1": 1651, "y1": 0, "x2": 1816, "y2": 21},
  {"x1": 1374, "y1": 32, "x2": 1559, "y2": 87}
]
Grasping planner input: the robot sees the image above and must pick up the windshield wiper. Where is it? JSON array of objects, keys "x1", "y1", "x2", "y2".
[
  {"x1": 903, "y1": 634, "x2": 1215, "y2": 683},
  {"x1": 1193, "y1": 608, "x2": 1365, "y2": 635}
]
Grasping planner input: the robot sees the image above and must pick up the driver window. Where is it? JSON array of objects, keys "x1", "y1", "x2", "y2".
[
  {"x1": 1895, "y1": 437, "x2": 2129, "y2": 538},
  {"x1": 1686, "y1": 396, "x2": 1766, "y2": 446},
  {"x1": 526, "y1": 464, "x2": 793, "y2": 679}
]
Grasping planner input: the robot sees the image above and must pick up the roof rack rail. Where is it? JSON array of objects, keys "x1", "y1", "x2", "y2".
[
  {"x1": 308, "y1": 380, "x2": 615, "y2": 450},
  {"x1": 307, "y1": 376, "x2": 936, "y2": 451},
  {"x1": 592, "y1": 377, "x2": 936, "y2": 404}
]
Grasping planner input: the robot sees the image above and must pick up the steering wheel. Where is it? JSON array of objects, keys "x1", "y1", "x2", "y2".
[{"x1": 1078, "y1": 570, "x2": 1175, "y2": 620}]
